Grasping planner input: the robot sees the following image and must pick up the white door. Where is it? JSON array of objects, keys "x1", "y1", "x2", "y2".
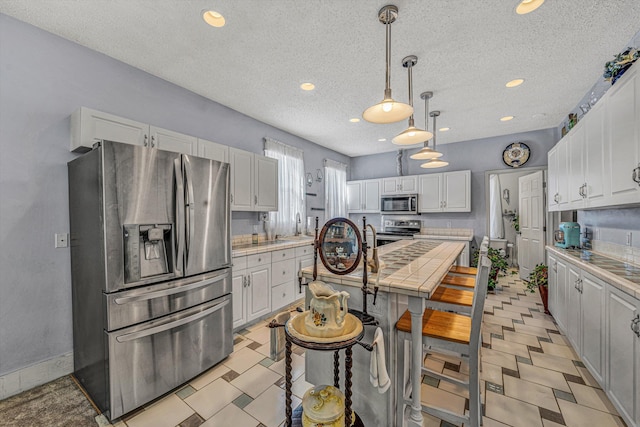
[
  {"x1": 443, "y1": 170, "x2": 470, "y2": 211},
  {"x1": 568, "y1": 125, "x2": 585, "y2": 206},
  {"x1": 566, "y1": 266, "x2": 582, "y2": 351},
  {"x1": 418, "y1": 174, "x2": 442, "y2": 212},
  {"x1": 556, "y1": 140, "x2": 570, "y2": 208},
  {"x1": 150, "y1": 125, "x2": 197, "y2": 155},
  {"x1": 547, "y1": 147, "x2": 558, "y2": 211},
  {"x1": 246, "y1": 265, "x2": 271, "y2": 322},
  {"x1": 580, "y1": 273, "x2": 605, "y2": 384},
  {"x1": 254, "y1": 155, "x2": 278, "y2": 211},
  {"x1": 381, "y1": 178, "x2": 399, "y2": 194},
  {"x1": 518, "y1": 170, "x2": 545, "y2": 280},
  {"x1": 584, "y1": 101, "x2": 607, "y2": 205},
  {"x1": 198, "y1": 139, "x2": 229, "y2": 163},
  {"x1": 230, "y1": 148, "x2": 253, "y2": 211},
  {"x1": 232, "y1": 269, "x2": 247, "y2": 329},
  {"x1": 398, "y1": 176, "x2": 418, "y2": 193},
  {"x1": 363, "y1": 180, "x2": 381, "y2": 212},
  {"x1": 347, "y1": 181, "x2": 363, "y2": 212},
  {"x1": 555, "y1": 259, "x2": 568, "y2": 331}
]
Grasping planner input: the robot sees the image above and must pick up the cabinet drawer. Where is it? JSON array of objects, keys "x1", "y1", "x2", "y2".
[
  {"x1": 232, "y1": 256, "x2": 247, "y2": 270},
  {"x1": 272, "y1": 258, "x2": 296, "y2": 286},
  {"x1": 271, "y1": 282, "x2": 295, "y2": 311},
  {"x1": 247, "y1": 252, "x2": 271, "y2": 267},
  {"x1": 272, "y1": 248, "x2": 295, "y2": 261},
  {"x1": 295, "y1": 244, "x2": 314, "y2": 258}
]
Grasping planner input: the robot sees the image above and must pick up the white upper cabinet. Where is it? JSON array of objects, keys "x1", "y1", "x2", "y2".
[
  {"x1": 608, "y1": 66, "x2": 640, "y2": 205},
  {"x1": 71, "y1": 107, "x2": 148, "y2": 151},
  {"x1": 556, "y1": 140, "x2": 570, "y2": 209},
  {"x1": 584, "y1": 100, "x2": 608, "y2": 206},
  {"x1": 150, "y1": 125, "x2": 197, "y2": 155},
  {"x1": 381, "y1": 176, "x2": 418, "y2": 194},
  {"x1": 347, "y1": 179, "x2": 380, "y2": 213},
  {"x1": 568, "y1": 122, "x2": 586, "y2": 206},
  {"x1": 418, "y1": 170, "x2": 471, "y2": 213},
  {"x1": 547, "y1": 146, "x2": 559, "y2": 210},
  {"x1": 197, "y1": 138, "x2": 229, "y2": 163},
  {"x1": 229, "y1": 148, "x2": 278, "y2": 212}
]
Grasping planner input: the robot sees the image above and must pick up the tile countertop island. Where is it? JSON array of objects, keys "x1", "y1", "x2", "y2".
[{"x1": 301, "y1": 239, "x2": 465, "y2": 427}]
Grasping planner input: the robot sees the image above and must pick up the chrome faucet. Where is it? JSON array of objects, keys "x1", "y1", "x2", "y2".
[
  {"x1": 366, "y1": 224, "x2": 380, "y2": 273},
  {"x1": 295, "y1": 212, "x2": 301, "y2": 236}
]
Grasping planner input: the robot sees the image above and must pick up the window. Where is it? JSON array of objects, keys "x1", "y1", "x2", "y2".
[
  {"x1": 264, "y1": 137, "x2": 305, "y2": 236},
  {"x1": 324, "y1": 159, "x2": 347, "y2": 219}
]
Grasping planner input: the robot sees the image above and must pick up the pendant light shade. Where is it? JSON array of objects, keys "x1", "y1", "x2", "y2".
[
  {"x1": 410, "y1": 92, "x2": 442, "y2": 159},
  {"x1": 393, "y1": 56, "x2": 433, "y2": 145},
  {"x1": 362, "y1": 5, "x2": 413, "y2": 124},
  {"x1": 420, "y1": 111, "x2": 449, "y2": 168}
]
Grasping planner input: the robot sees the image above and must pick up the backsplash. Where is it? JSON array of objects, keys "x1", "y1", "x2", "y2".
[
  {"x1": 578, "y1": 206, "x2": 640, "y2": 266},
  {"x1": 591, "y1": 239, "x2": 640, "y2": 266}
]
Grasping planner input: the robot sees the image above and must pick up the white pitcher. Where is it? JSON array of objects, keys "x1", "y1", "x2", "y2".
[{"x1": 305, "y1": 281, "x2": 350, "y2": 338}]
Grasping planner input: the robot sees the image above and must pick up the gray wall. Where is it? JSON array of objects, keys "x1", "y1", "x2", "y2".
[
  {"x1": 577, "y1": 207, "x2": 640, "y2": 248},
  {"x1": 0, "y1": 14, "x2": 348, "y2": 376},
  {"x1": 349, "y1": 128, "x2": 559, "y2": 241}
]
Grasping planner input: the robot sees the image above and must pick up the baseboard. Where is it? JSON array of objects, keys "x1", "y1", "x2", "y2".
[{"x1": 0, "y1": 352, "x2": 74, "y2": 400}]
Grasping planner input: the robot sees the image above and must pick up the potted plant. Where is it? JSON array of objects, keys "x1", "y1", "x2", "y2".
[
  {"x1": 473, "y1": 247, "x2": 508, "y2": 291},
  {"x1": 511, "y1": 214, "x2": 519, "y2": 233},
  {"x1": 604, "y1": 47, "x2": 639, "y2": 84},
  {"x1": 526, "y1": 263, "x2": 549, "y2": 314}
]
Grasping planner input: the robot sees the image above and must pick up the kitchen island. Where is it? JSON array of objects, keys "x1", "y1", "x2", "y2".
[{"x1": 301, "y1": 239, "x2": 465, "y2": 427}]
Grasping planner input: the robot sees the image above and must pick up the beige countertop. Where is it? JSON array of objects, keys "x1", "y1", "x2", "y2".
[
  {"x1": 301, "y1": 239, "x2": 464, "y2": 298},
  {"x1": 546, "y1": 246, "x2": 640, "y2": 300},
  {"x1": 232, "y1": 237, "x2": 314, "y2": 257}
]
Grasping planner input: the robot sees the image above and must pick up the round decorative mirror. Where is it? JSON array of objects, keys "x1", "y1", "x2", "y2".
[{"x1": 317, "y1": 217, "x2": 362, "y2": 275}]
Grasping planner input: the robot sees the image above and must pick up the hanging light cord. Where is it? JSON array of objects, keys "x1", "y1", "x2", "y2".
[
  {"x1": 423, "y1": 97, "x2": 430, "y2": 148},
  {"x1": 384, "y1": 9, "x2": 391, "y2": 95},
  {"x1": 406, "y1": 62, "x2": 415, "y2": 127},
  {"x1": 432, "y1": 114, "x2": 437, "y2": 151}
]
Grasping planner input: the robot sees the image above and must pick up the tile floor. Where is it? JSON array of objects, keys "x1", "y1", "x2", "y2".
[{"x1": 6, "y1": 270, "x2": 625, "y2": 427}]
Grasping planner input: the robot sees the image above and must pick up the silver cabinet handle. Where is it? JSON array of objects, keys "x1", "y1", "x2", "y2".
[
  {"x1": 630, "y1": 315, "x2": 640, "y2": 337},
  {"x1": 115, "y1": 273, "x2": 228, "y2": 304},
  {"x1": 255, "y1": 195, "x2": 258, "y2": 205},
  {"x1": 143, "y1": 134, "x2": 148, "y2": 147},
  {"x1": 243, "y1": 276, "x2": 247, "y2": 287},
  {"x1": 282, "y1": 270, "x2": 286, "y2": 275},
  {"x1": 151, "y1": 135, "x2": 156, "y2": 147},
  {"x1": 633, "y1": 165, "x2": 640, "y2": 185},
  {"x1": 443, "y1": 201, "x2": 446, "y2": 208},
  {"x1": 231, "y1": 194, "x2": 234, "y2": 203}
]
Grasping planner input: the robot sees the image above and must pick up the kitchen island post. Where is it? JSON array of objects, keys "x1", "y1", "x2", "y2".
[{"x1": 301, "y1": 239, "x2": 465, "y2": 427}]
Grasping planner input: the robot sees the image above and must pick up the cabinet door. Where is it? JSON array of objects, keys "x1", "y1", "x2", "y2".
[
  {"x1": 584, "y1": 101, "x2": 608, "y2": 206},
  {"x1": 150, "y1": 126, "x2": 197, "y2": 155},
  {"x1": 568, "y1": 125, "x2": 585, "y2": 206},
  {"x1": 555, "y1": 259, "x2": 568, "y2": 331},
  {"x1": 418, "y1": 174, "x2": 442, "y2": 212},
  {"x1": 566, "y1": 266, "x2": 581, "y2": 350},
  {"x1": 608, "y1": 67, "x2": 640, "y2": 204},
  {"x1": 197, "y1": 138, "x2": 229, "y2": 163},
  {"x1": 254, "y1": 155, "x2": 278, "y2": 211},
  {"x1": 398, "y1": 176, "x2": 418, "y2": 193},
  {"x1": 232, "y1": 269, "x2": 247, "y2": 329},
  {"x1": 443, "y1": 170, "x2": 471, "y2": 212},
  {"x1": 580, "y1": 273, "x2": 605, "y2": 385},
  {"x1": 230, "y1": 148, "x2": 254, "y2": 211},
  {"x1": 547, "y1": 147, "x2": 558, "y2": 211},
  {"x1": 606, "y1": 286, "x2": 639, "y2": 425},
  {"x1": 557, "y1": 140, "x2": 570, "y2": 208},
  {"x1": 71, "y1": 107, "x2": 148, "y2": 152},
  {"x1": 362, "y1": 180, "x2": 381, "y2": 212},
  {"x1": 347, "y1": 181, "x2": 363, "y2": 212},
  {"x1": 547, "y1": 254, "x2": 557, "y2": 315},
  {"x1": 381, "y1": 178, "x2": 399, "y2": 194},
  {"x1": 246, "y1": 265, "x2": 271, "y2": 322}
]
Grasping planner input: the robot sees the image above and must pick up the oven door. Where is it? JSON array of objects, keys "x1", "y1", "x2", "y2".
[{"x1": 106, "y1": 295, "x2": 232, "y2": 419}]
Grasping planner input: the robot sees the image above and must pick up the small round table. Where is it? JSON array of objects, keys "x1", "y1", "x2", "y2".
[{"x1": 283, "y1": 323, "x2": 365, "y2": 427}]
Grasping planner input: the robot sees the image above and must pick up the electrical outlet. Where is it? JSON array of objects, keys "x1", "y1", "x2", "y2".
[
  {"x1": 260, "y1": 213, "x2": 268, "y2": 221},
  {"x1": 447, "y1": 221, "x2": 452, "y2": 228},
  {"x1": 627, "y1": 232, "x2": 632, "y2": 246},
  {"x1": 55, "y1": 233, "x2": 69, "y2": 248}
]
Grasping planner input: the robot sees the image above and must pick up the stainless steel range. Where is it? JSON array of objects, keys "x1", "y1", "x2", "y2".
[
  {"x1": 376, "y1": 219, "x2": 422, "y2": 246},
  {"x1": 68, "y1": 140, "x2": 232, "y2": 420}
]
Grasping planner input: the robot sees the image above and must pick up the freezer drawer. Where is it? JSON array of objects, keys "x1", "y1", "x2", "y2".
[
  {"x1": 106, "y1": 295, "x2": 232, "y2": 419},
  {"x1": 105, "y1": 269, "x2": 230, "y2": 331}
]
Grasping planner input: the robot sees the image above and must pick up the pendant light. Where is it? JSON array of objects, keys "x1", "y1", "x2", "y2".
[
  {"x1": 362, "y1": 5, "x2": 413, "y2": 124},
  {"x1": 421, "y1": 111, "x2": 449, "y2": 168},
  {"x1": 410, "y1": 92, "x2": 443, "y2": 159},
  {"x1": 392, "y1": 56, "x2": 433, "y2": 145}
]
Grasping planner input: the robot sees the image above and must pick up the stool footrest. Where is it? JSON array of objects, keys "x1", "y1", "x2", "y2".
[
  {"x1": 421, "y1": 366, "x2": 469, "y2": 386},
  {"x1": 449, "y1": 265, "x2": 478, "y2": 276}
]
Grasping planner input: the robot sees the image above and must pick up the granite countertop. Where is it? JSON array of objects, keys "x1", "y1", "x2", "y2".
[
  {"x1": 413, "y1": 228, "x2": 474, "y2": 242},
  {"x1": 301, "y1": 239, "x2": 464, "y2": 298},
  {"x1": 232, "y1": 236, "x2": 314, "y2": 257},
  {"x1": 546, "y1": 246, "x2": 640, "y2": 300}
]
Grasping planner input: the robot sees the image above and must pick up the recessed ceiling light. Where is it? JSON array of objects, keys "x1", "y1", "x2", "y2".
[
  {"x1": 202, "y1": 10, "x2": 225, "y2": 27},
  {"x1": 516, "y1": 0, "x2": 544, "y2": 15},
  {"x1": 300, "y1": 83, "x2": 315, "y2": 91},
  {"x1": 439, "y1": 127, "x2": 450, "y2": 132},
  {"x1": 506, "y1": 79, "x2": 524, "y2": 88},
  {"x1": 378, "y1": 138, "x2": 387, "y2": 142},
  {"x1": 500, "y1": 116, "x2": 515, "y2": 122},
  {"x1": 350, "y1": 118, "x2": 360, "y2": 123}
]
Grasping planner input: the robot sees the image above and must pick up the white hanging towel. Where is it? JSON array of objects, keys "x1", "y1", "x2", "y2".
[
  {"x1": 369, "y1": 327, "x2": 390, "y2": 393},
  {"x1": 489, "y1": 175, "x2": 504, "y2": 239}
]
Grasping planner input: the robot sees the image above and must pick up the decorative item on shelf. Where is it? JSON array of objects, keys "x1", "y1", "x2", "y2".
[
  {"x1": 316, "y1": 169, "x2": 323, "y2": 183},
  {"x1": 526, "y1": 263, "x2": 549, "y2": 314},
  {"x1": 502, "y1": 142, "x2": 530, "y2": 168},
  {"x1": 306, "y1": 172, "x2": 314, "y2": 187},
  {"x1": 604, "y1": 47, "x2": 639, "y2": 85},
  {"x1": 410, "y1": 91, "x2": 443, "y2": 160},
  {"x1": 392, "y1": 55, "x2": 433, "y2": 145},
  {"x1": 362, "y1": 5, "x2": 413, "y2": 124},
  {"x1": 567, "y1": 113, "x2": 577, "y2": 130},
  {"x1": 502, "y1": 188, "x2": 510, "y2": 204}
]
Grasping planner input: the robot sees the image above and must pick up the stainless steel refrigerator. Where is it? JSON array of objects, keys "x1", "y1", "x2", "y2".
[{"x1": 68, "y1": 140, "x2": 232, "y2": 420}]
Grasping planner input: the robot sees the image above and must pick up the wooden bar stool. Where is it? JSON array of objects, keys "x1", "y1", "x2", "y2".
[
  {"x1": 441, "y1": 237, "x2": 489, "y2": 291},
  {"x1": 395, "y1": 256, "x2": 491, "y2": 427}
]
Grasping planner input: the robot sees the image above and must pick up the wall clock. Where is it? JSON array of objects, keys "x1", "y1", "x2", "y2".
[{"x1": 502, "y1": 142, "x2": 530, "y2": 168}]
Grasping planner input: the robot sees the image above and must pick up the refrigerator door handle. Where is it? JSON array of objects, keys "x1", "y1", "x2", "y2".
[
  {"x1": 115, "y1": 297, "x2": 230, "y2": 343},
  {"x1": 184, "y1": 156, "x2": 195, "y2": 265},
  {"x1": 174, "y1": 158, "x2": 185, "y2": 276},
  {"x1": 114, "y1": 272, "x2": 229, "y2": 305}
]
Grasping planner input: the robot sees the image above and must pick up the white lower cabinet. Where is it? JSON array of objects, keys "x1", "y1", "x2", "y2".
[
  {"x1": 232, "y1": 268, "x2": 248, "y2": 329},
  {"x1": 606, "y1": 286, "x2": 640, "y2": 427},
  {"x1": 547, "y1": 249, "x2": 640, "y2": 427},
  {"x1": 246, "y1": 265, "x2": 272, "y2": 322}
]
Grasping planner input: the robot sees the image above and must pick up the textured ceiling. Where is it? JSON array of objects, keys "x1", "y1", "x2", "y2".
[{"x1": 1, "y1": 1, "x2": 640, "y2": 157}]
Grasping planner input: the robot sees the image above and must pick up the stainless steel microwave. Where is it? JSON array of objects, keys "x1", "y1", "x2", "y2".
[{"x1": 380, "y1": 194, "x2": 419, "y2": 214}]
